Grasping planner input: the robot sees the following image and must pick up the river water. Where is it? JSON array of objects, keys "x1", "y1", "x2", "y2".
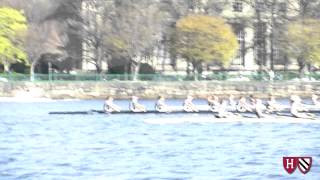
[{"x1": 0, "y1": 99, "x2": 320, "y2": 180}]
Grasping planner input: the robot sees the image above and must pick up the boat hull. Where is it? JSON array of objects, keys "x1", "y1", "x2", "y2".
[{"x1": 48, "y1": 109, "x2": 320, "y2": 115}]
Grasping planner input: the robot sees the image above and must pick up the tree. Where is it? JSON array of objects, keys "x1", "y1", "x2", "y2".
[
  {"x1": 0, "y1": 0, "x2": 75, "y2": 77},
  {"x1": 287, "y1": 0, "x2": 320, "y2": 18},
  {"x1": 174, "y1": 15, "x2": 238, "y2": 78},
  {"x1": 80, "y1": 0, "x2": 111, "y2": 73},
  {"x1": 26, "y1": 21, "x2": 68, "y2": 81},
  {"x1": 104, "y1": 0, "x2": 165, "y2": 80},
  {"x1": 1, "y1": 0, "x2": 78, "y2": 75},
  {"x1": 0, "y1": 7, "x2": 27, "y2": 72},
  {"x1": 286, "y1": 19, "x2": 320, "y2": 75},
  {"x1": 0, "y1": 0, "x2": 62, "y2": 23}
]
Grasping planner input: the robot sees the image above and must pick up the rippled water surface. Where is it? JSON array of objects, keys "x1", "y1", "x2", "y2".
[{"x1": 1, "y1": 99, "x2": 320, "y2": 180}]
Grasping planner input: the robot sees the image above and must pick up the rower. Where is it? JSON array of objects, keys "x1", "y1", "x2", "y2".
[
  {"x1": 290, "y1": 95, "x2": 314, "y2": 119},
  {"x1": 155, "y1": 96, "x2": 171, "y2": 113},
  {"x1": 292, "y1": 95, "x2": 309, "y2": 110},
  {"x1": 266, "y1": 95, "x2": 283, "y2": 113},
  {"x1": 104, "y1": 97, "x2": 121, "y2": 113},
  {"x1": 216, "y1": 99, "x2": 233, "y2": 118},
  {"x1": 130, "y1": 96, "x2": 147, "y2": 112},
  {"x1": 228, "y1": 95, "x2": 237, "y2": 110},
  {"x1": 311, "y1": 94, "x2": 320, "y2": 107},
  {"x1": 253, "y1": 98, "x2": 266, "y2": 118},
  {"x1": 183, "y1": 95, "x2": 199, "y2": 112},
  {"x1": 207, "y1": 95, "x2": 220, "y2": 112},
  {"x1": 249, "y1": 95, "x2": 256, "y2": 105},
  {"x1": 236, "y1": 96, "x2": 252, "y2": 112}
]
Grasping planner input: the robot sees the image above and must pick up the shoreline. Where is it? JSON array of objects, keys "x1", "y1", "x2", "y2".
[
  {"x1": 1, "y1": 81, "x2": 320, "y2": 100},
  {"x1": 0, "y1": 97, "x2": 82, "y2": 102}
]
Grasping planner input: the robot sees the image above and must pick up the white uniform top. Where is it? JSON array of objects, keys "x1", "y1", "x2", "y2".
[
  {"x1": 217, "y1": 102, "x2": 228, "y2": 116},
  {"x1": 130, "y1": 99, "x2": 140, "y2": 110},
  {"x1": 155, "y1": 99, "x2": 166, "y2": 111},
  {"x1": 255, "y1": 100, "x2": 266, "y2": 115},
  {"x1": 267, "y1": 99, "x2": 276, "y2": 107},
  {"x1": 290, "y1": 101, "x2": 300, "y2": 115},
  {"x1": 312, "y1": 99, "x2": 320, "y2": 107},
  {"x1": 104, "y1": 100, "x2": 114, "y2": 112},
  {"x1": 237, "y1": 101, "x2": 252, "y2": 112},
  {"x1": 184, "y1": 99, "x2": 196, "y2": 111},
  {"x1": 229, "y1": 99, "x2": 236, "y2": 108}
]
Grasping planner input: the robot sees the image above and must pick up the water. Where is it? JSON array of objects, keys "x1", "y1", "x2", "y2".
[{"x1": 1, "y1": 99, "x2": 320, "y2": 180}]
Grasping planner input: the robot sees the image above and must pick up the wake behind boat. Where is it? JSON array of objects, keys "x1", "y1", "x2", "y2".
[{"x1": 143, "y1": 116, "x2": 320, "y2": 124}]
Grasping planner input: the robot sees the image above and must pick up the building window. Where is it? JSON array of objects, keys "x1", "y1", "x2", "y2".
[
  {"x1": 233, "y1": 0, "x2": 243, "y2": 12},
  {"x1": 273, "y1": 47, "x2": 282, "y2": 65},
  {"x1": 232, "y1": 26, "x2": 245, "y2": 65},
  {"x1": 273, "y1": 46, "x2": 288, "y2": 65},
  {"x1": 278, "y1": 2, "x2": 287, "y2": 15},
  {"x1": 189, "y1": 0, "x2": 205, "y2": 13},
  {"x1": 254, "y1": 22, "x2": 267, "y2": 66},
  {"x1": 255, "y1": 0, "x2": 265, "y2": 11}
]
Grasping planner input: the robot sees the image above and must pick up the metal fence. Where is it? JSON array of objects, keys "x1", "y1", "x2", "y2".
[{"x1": 1, "y1": 71, "x2": 320, "y2": 82}]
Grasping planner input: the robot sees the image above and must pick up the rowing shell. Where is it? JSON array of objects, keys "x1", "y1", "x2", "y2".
[
  {"x1": 48, "y1": 109, "x2": 320, "y2": 123},
  {"x1": 48, "y1": 109, "x2": 320, "y2": 115}
]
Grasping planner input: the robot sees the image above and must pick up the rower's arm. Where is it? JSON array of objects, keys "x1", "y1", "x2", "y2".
[
  {"x1": 192, "y1": 104, "x2": 199, "y2": 111},
  {"x1": 155, "y1": 103, "x2": 161, "y2": 111},
  {"x1": 129, "y1": 102, "x2": 135, "y2": 111},
  {"x1": 110, "y1": 104, "x2": 121, "y2": 112}
]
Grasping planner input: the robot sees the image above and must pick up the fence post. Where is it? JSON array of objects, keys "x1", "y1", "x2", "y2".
[
  {"x1": 48, "y1": 62, "x2": 52, "y2": 82},
  {"x1": 7, "y1": 72, "x2": 11, "y2": 81}
]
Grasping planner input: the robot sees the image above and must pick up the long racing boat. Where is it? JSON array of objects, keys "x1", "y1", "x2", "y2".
[{"x1": 48, "y1": 109, "x2": 320, "y2": 115}]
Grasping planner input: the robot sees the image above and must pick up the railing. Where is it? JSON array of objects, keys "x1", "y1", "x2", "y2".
[{"x1": 1, "y1": 71, "x2": 320, "y2": 82}]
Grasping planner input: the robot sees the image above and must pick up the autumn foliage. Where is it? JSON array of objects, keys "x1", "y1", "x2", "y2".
[
  {"x1": 286, "y1": 19, "x2": 320, "y2": 67},
  {"x1": 0, "y1": 7, "x2": 27, "y2": 71},
  {"x1": 174, "y1": 15, "x2": 239, "y2": 67}
]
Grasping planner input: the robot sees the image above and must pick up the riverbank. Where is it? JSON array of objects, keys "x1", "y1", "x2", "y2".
[{"x1": 0, "y1": 81, "x2": 319, "y2": 99}]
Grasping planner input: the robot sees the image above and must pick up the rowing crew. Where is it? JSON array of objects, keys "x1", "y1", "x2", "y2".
[
  {"x1": 104, "y1": 95, "x2": 200, "y2": 113},
  {"x1": 104, "y1": 96, "x2": 147, "y2": 113},
  {"x1": 104, "y1": 96, "x2": 170, "y2": 113},
  {"x1": 104, "y1": 95, "x2": 320, "y2": 119},
  {"x1": 232, "y1": 95, "x2": 319, "y2": 119}
]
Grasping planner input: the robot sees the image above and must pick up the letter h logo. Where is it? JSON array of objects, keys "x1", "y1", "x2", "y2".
[{"x1": 283, "y1": 157, "x2": 312, "y2": 174}]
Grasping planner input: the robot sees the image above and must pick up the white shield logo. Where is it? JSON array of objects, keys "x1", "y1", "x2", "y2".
[{"x1": 297, "y1": 157, "x2": 312, "y2": 174}]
